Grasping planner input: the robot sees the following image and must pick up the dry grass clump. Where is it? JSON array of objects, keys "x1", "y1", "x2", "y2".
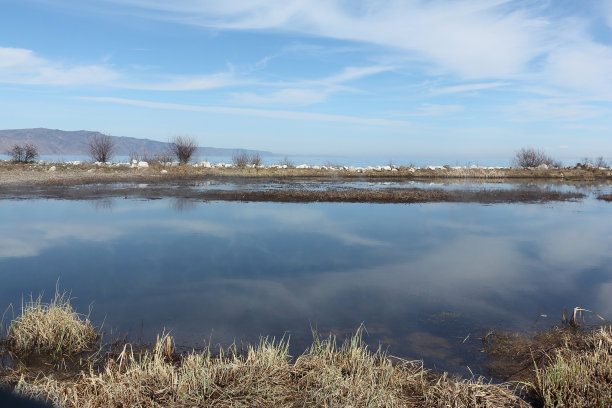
[
  {"x1": 2, "y1": 292, "x2": 97, "y2": 359},
  {"x1": 533, "y1": 325, "x2": 611, "y2": 407},
  {"x1": 598, "y1": 194, "x2": 612, "y2": 202},
  {"x1": 8, "y1": 329, "x2": 527, "y2": 408},
  {"x1": 485, "y1": 325, "x2": 612, "y2": 407}
]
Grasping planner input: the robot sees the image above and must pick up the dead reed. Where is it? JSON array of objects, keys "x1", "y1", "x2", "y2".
[
  {"x1": 3, "y1": 295, "x2": 609, "y2": 407},
  {"x1": 6, "y1": 330, "x2": 527, "y2": 407},
  {"x1": 2, "y1": 291, "x2": 97, "y2": 359},
  {"x1": 485, "y1": 325, "x2": 612, "y2": 407}
]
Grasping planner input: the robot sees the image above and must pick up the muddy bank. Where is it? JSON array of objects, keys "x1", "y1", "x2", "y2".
[
  {"x1": 598, "y1": 194, "x2": 612, "y2": 201},
  {"x1": 0, "y1": 183, "x2": 586, "y2": 203}
]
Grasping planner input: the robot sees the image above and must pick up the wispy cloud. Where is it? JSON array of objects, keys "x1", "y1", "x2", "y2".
[
  {"x1": 98, "y1": 1, "x2": 612, "y2": 100},
  {"x1": 231, "y1": 64, "x2": 393, "y2": 106},
  {"x1": 0, "y1": 47, "x2": 119, "y2": 85},
  {"x1": 411, "y1": 103, "x2": 464, "y2": 117},
  {"x1": 79, "y1": 96, "x2": 411, "y2": 127},
  {"x1": 104, "y1": 0, "x2": 546, "y2": 79},
  {"x1": 231, "y1": 88, "x2": 328, "y2": 106},
  {"x1": 507, "y1": 98, "x2": 611, "y2": 122},
  {"x1": 124, "y1": 72, "x2": 246, "y2": 91},
  {"x1": 431, "y1": 82, "x2": 508, "y2": 95}
]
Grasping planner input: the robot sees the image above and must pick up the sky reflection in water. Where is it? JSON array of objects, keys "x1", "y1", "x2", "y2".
[{"x1": 1, "y1": 194, "x2": 611, "y2": 375}]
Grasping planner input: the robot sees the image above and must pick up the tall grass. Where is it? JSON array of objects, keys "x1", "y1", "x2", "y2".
[
  {"x1": 533, "y1": 326, "x2": 611, "y2": 407},
  {"x1": 2, "y1": 291, "x2": 97, "y2": 359},
  {"x1": 9, "y1": 329, "x2": 527, "y2": 408}
]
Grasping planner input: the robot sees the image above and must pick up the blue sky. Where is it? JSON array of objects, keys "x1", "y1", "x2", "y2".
[{"x1": 1, "y1": 0, "x2": 611, "y2": 159}]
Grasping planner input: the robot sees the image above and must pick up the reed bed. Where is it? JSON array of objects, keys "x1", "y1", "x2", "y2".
[{"x1": 8, "y1": 330, "x2": 527, "y2": 408}]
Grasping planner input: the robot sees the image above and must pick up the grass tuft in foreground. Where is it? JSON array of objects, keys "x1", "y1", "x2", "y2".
[
  {"x1": 2, "y1": 291, "x2": 97, "y2": 359},
  {"x1": 7, "y1": 329, "x2": 528, "y2": 408},
  {"x1": 485, "y1": 325, "x2": 612, "y2": 407}
]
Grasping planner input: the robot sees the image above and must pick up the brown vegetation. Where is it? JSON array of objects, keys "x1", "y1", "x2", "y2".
[
  {"x1": 6, "y1": 143, "x2": 39, "y2": 163},
  {"x1": 87, "y1": 134, "x2": 115, "y2": 163},
  {"x1": 1, "y1": 295, "x2": 610, "y2": 407},
  {"x1": 169, "y1": 136, "x2": 198, "y2": 164},
  {"x1": 598, "y1": 194, "x2": 612, "y2": 202},
  {"x1": 484, "y1": 325, "x2": 611, "y2": 407},
  {"x1": 2, "y1": 291, "x2": 97, "y2": 360}
]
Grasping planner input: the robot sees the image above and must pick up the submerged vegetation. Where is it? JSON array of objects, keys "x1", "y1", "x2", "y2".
[{"x1": 0, "y1": 294, "x2": 610, "y2": 407}]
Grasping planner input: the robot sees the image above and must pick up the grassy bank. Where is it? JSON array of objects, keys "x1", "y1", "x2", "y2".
[
  {"x1": 1, "y1": 160, "x2": 612, "y2": 187},
  {"x1": 1, "y1": 295, "x2": 610, "y2": 407}
]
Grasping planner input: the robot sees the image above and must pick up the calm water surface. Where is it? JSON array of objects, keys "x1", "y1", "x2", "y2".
[{"x1": 1, "y1": 186, "x2": 611, "y2": 376}]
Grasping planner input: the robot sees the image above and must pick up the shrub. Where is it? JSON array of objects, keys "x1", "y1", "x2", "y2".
[
  {"x1": 87, "y1": 134, "x2": 115, "y2": 163},
  {"x1": 249, "y1": 152, "x2": 262, "y2": 167},
  {"x1": 595, "y1": 156, "x2": 608, "y2": 168},
  {"x1": 512, "y1": 148, "x2": 558, "y2": 168},
  {"x1": 278, "y1": 156, "x2": 294, "y2": 168},
  {"x1": 170, "y1": 136, "x2": 198, "y2": 164},
  {"x1": 232, "y1": 151, "x2": 249, "y2": 168},
  {"x1": 7, "y1": 143, "x2": 39, "y2": 163}
]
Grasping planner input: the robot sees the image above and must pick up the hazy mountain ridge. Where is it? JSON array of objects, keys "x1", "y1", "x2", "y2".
[{"x1": 0, "y1": 128, "x2": 272, "y2": 157}]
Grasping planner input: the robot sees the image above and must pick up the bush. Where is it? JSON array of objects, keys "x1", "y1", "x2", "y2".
[
  {"x1": 7, "y1": 143, "x2": 39, "y2": 163},
  {"x1": 88, "y1": 134, "x2": 115, "y2": 163},
  {"x1": 249, "y1": 152, "x2": 262, "y2": 167},
  {"x1": 512, "y1": 148, "x2": 558, "y2": 168},
  {"x1": 595, "y1": 156, "x2": 608, "y2": 168},
  {"x1": 232, "y1": 152, "x2": 249, "y2": 168},
  {"x1": 170, "y1": 136, "x2": 197, "y2": 164},
  {"x1": 278, "y1": 156, "x2": 294, "y2": 168}
]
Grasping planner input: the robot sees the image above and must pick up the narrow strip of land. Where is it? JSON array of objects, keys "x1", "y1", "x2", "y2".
[{"x1": 0, "y1": 184, "x2": 585, "y2": 203}]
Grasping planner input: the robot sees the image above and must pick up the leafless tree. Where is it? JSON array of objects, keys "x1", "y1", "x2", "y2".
[
  {"x1": 170, "y1": 136, "x2": 198, "y2": 164},
  {"x1": 232, "y1": 152, "x2": 249, "y2": 168},
  {"x1": 249, "y1": 152, "x2": 262, "y2": 167},
  {"x1": 88, "y1": 134, "x2": 115, "y2": 163},
  {"x1": 7, "y1": 143, "x2": 39, "y2": 163},
  {"x1": 594, "y1": 156, "x2": 608, "y2": 168},
  {"x1": 277, "y1": 156, "x2": 294, "y2": 167},
  {"x1": 512, "y1": 148, "x2": 558, "y2": 168}
]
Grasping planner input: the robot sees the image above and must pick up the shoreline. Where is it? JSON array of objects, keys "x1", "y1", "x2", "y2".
[
  {"x1": 1, "y1": 162, "x2": 608, "y2": 203},
  {"x1": 1, "y1": 295, "x2": 609, "y2": 407}
]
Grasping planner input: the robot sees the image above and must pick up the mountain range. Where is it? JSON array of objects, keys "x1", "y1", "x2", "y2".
[{"x1": 0, "y1": 128, "x2": 272, "y2": 157}]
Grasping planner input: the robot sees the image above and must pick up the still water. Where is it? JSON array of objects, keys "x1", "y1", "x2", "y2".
[{"x1": 1, "y1": 189, "x2": 611, "y2": 376}]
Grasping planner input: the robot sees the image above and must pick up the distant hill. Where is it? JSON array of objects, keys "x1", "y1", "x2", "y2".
[{"x1": 0, "y1": 128, "x2": 272, "y2": 157}]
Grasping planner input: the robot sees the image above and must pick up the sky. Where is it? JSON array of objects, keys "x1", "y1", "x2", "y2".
[{"x1": 1, "y1": 0, "x2": 611, "y2": 159}]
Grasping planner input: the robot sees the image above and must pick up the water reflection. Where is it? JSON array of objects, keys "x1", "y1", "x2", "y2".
[{"x1": 0, "y1": 196, "x2": 610, "y2": 376}]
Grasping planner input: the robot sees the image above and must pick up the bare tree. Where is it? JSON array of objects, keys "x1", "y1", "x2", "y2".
[
  {"x1": 170, "y1": 136, "x2": 198, "y2": 164},
  {"x1": 88, "y1": 134, "x2": 115, "y2": 163},
  {"x1": 249, "y1": 152, "x2": 262, "y2": 167},
  {"x1": 232, "y1": 152, "x2": 249, "y2": 168},
  {"x1": 278, "y1": 156, "x2": 294, "y2": 167},
  {"x1": 7, "y1": 143, "x2": 39, "y2": 163},
  {"x1": 594, "y1": 156, "x2": 608, "y2": 168},
  {"x1": 512, "y1": 148, "x2": 558, "y2": 168}
]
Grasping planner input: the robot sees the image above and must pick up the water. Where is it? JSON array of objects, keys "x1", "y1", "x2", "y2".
[{"x1": 1, "y1": 185, "x2": 611, "y2": 376}]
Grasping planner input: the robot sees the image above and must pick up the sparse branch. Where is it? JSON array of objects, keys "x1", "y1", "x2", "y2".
[
  {"x1": 7, "y1": 143, "x2": 39, "y2": 163},
  {"x1": 232, "y1": 151, "x2": 249, "y2": 168},
  {"x1": 512, "y1": 148, "x2": 559, "y2": 168},
  {"x1": 170, "y1": 136, "x2": 198, "y2": 164},
  {"x1": 88, "y1": 134, "x2": 115, "y2": 163}
]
